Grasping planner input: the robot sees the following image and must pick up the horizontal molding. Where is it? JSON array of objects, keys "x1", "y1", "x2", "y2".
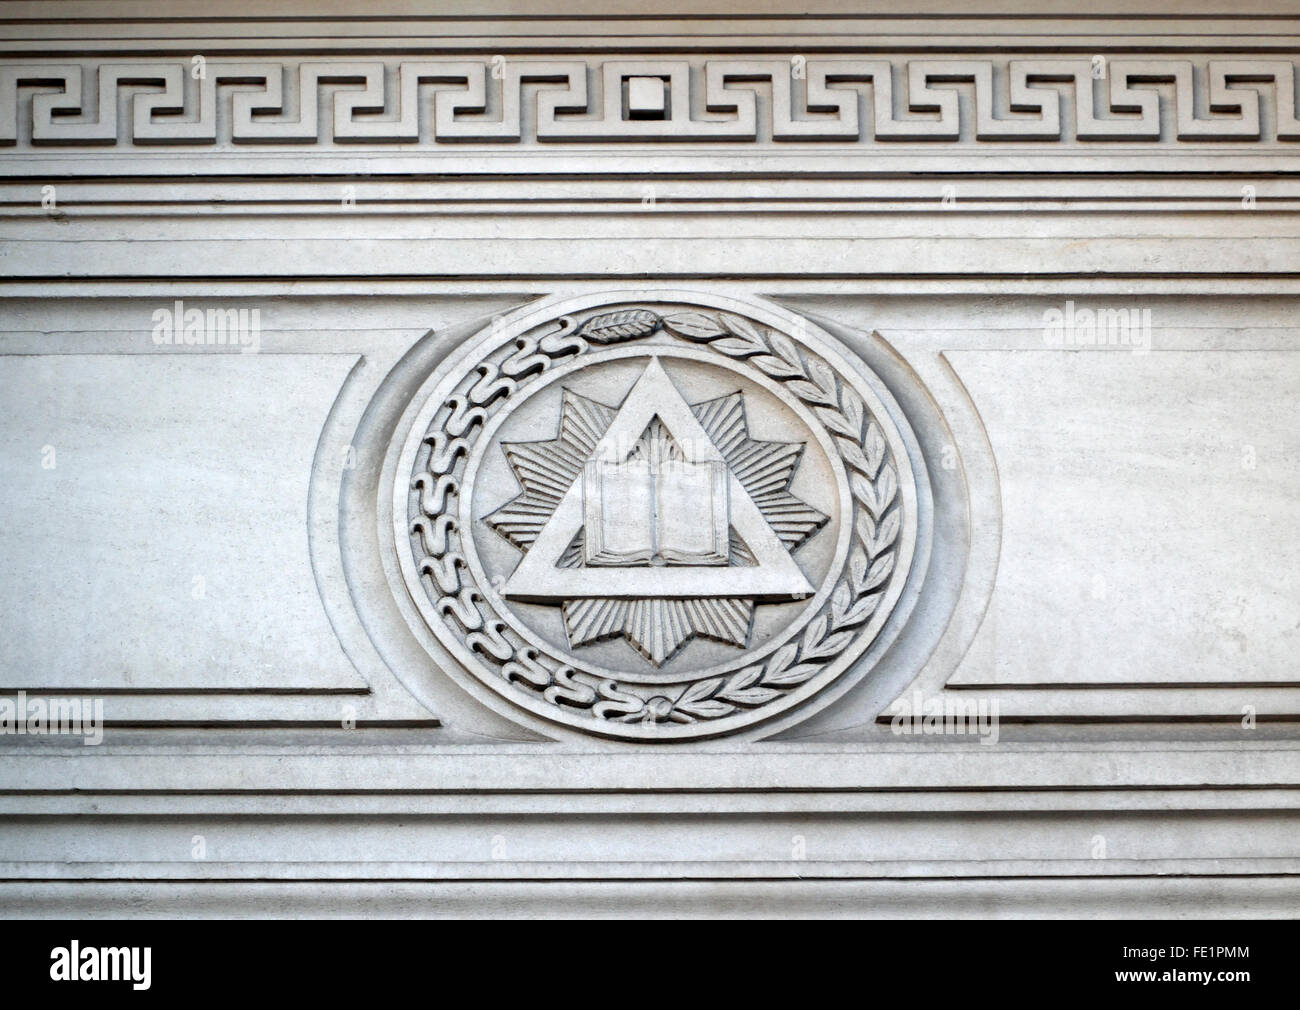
[
  {"x1": 5, "y1": 177, "x2": 1300, "y2": 215},
  {"x1": 2, "y1": 743, "x2": 1298, "y2": 793},
  {"x1": 6, "y1": 235, "x2": 1299, "y2": 280},
  {"x1": 5, "y1": 278, "x2": 1300, "y2": 298},
  {"x1": 2, "y1": 9, "x2": 1300, "y2": 54},
  {"x1": 4, "y1": 803, "x2": 1300, "y2": 873},
  {"x1": 7, "y1": 786, "x2": 1300, "y2": 816},
  {"x1": 4, "y1": 858, "x2": 1300, "y2": 883},
  {"x1": 5, "y1": 151, "x2": 1300, "y2": 180},
  {"x1": 6, "y1": 786, "x2": 1300, "y2": 896},
  {"x1": 4, "y1": 876, "x2": 1298, "y2": 919},
  {"x1": 0, "y1": 691, "x2": 436, "y2": 727},
  {"x1": 1, "y1": 56, "x2": 1299, "y2": 167},
  {"x1": 915, "y1": 688, "x2": 1300, "y2": 721}
]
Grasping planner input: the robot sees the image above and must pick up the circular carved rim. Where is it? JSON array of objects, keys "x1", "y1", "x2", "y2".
[{"x1": 391, "y1": 291, "x2": 919, "y2": 741}]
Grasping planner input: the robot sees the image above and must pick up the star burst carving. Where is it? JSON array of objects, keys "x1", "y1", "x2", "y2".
[{"x1": 485, "y1": 386, "x2": 827, "y2": 665}]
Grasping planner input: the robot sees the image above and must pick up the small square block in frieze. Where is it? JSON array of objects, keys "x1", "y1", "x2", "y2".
[{"x1": 626, "y1": 76, "x2": 668, "y2": 119}]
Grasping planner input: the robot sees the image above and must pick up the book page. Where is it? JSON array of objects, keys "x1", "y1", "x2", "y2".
[
  {"x1": 583, "y1": 459, "x2": 654, "y2": 564},
  {"x1": 656, "y1": 459, "x2": 728, "y2": 565}
]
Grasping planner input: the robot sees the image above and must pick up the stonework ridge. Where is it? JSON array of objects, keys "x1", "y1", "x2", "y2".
[{"x1": 2, "y1": 57, "x2": 1299, "y2": 147}]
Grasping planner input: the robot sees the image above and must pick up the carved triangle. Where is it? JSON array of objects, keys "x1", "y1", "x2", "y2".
[{"x1": 501, "y1": 357, "x2": 815, "y2": 603}]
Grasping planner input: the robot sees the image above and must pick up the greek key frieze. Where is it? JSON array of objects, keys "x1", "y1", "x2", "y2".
[{"x1": 1, "y1": 57, "x2": 1298, "y2": 148}]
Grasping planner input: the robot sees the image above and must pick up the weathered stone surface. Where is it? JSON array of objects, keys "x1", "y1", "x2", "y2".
[{"x1": 1, "y1": 0, "x2": 1299, "y2": 918}]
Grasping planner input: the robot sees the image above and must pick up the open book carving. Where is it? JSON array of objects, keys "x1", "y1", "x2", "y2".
[
  {"x1": 582, "y1": 424, "x2": 730, "y2": 567},
  {"x1": 494, "y1": 359, "x2": 820, "y2": 611}
]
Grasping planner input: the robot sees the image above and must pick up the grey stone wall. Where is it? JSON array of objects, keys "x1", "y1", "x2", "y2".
[{"x1": 2, "y1": 1, "x2": 1299, "y2": 917}]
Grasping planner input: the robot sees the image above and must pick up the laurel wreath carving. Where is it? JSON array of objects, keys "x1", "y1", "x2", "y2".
[{"x1": 407, "y1": 306, "x2": 901, "y2": 728}]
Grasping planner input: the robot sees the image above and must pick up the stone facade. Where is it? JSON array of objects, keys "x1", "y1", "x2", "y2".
[{"x1": 2, "y1": 1, "x2": 1299, "y2": 918}]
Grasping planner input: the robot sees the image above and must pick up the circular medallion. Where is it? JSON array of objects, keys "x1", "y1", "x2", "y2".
[{"x1": 392, "y1": 293, "x2": 919, "y2": 740}]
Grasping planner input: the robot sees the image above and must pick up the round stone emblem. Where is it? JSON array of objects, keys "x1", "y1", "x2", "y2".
[{"x1": 393, "y1": 293, "x2": 918, "y2": 740}]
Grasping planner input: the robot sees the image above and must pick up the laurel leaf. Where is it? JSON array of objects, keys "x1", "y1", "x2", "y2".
[
  {"x1": 763, "y1": 663, "x2": 822, "y2": 687},
  {"x1": 836, "y1": 592, "x2": 882, "y2": 629},
  {"x1": 849, "y1": 545, "x2": 869, "y2": 594},
  {"x1": 787, "y1": 380, "x2": 837, "y2": 407},
  {"x1": 678, "y1": 677, "x2": 723, "y2": 705},
  {"x1": 855, "y1": 509, "x2": 877, "y2": 547},
  {"x1": 840, "y1": 388, "x2": 864, "y2": 437},
  {"x1": 851, "y1": 467, "x2": 896, "y2": 519},
  {"x1": 873, "y1": 464, "x2": 898, "y2": 516},
  {"x1": 806, "y1": 357, "x2": 837, "y2": 400},
  {"x1": 862, "y1": 553, "x2": 895, "y2": 592},
  {"x1": 837, "y1": 436, "x2": 872, "y2": 476},
  {"x1": 767, "y1": 330, "x2": 802, "y2": 369},
  {"x1": 802, "y1": 614, "x2": 829, "y2": 650},
  {"x1": 726, "y1": 665, "x2": 764, "y2": 692},
  {"x1": 805, "y1": 629, "x2": 855, "y2": 660},
  {"x1": 710, "y1": 335, "x2": 766, "y2": 357},
  {"x1": 672, "y1": 678, "x2": 734, "y2": 718},
  {"x1": 723, "y1": 313, "x2": 767, "y2": 349},
  {"x1": 662, "y1": 312, "x2": 728, "y2": 342},
  {"x1": 767, "y1": 642, "x2": 799, "y2": 676},
  {"x1": 719, "y1": 679, "x2": 782, "y2": 705},
  {"x1": 816, "y1": 406, "x2": 860, "y2": 439},
  {"x1": 871, "y1": 509, "x2": 900, "y2": 555},
  {"x1": 850, "y1": 472, "x2": 880, "y2": 515},
  {"x1": 862, "y1": 421, "x2": 886, "y2": 476},
  {"x1": 831, "y1": 582, "x2": 852, "y2": 617},
  {"x1": 751, "y1": 354, "x2": 804, "y2": 379},
  {"x1": 676, "y1": 697, "x2": 736, "y2": 718},
  {"x1": 575, "y1": 308, "x2": 661, "y2": 344}
]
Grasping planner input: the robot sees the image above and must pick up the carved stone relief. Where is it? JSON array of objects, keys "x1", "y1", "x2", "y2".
[
  {"x1": 391, "y1": 293, "x2": 921, "y2": 739},
  {"x1": 3, "y1": 57, "x2": 1299, "y2": 148}
]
